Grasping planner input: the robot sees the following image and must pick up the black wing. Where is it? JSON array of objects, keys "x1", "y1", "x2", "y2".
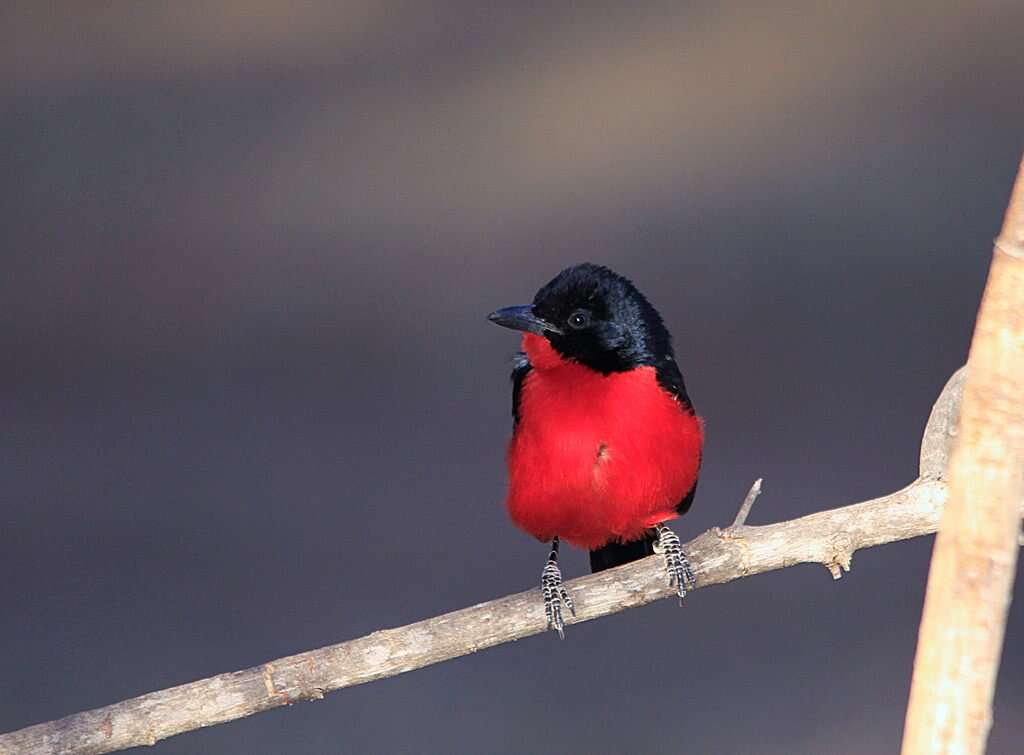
[
  {"x1": 654, "y1": 353, "x2": 700, "y2": 515},
  {"x1": 653, "y1": 353, "x2": 693, "y2": 410},
  {"x1": 510, "y1": 353, "x2": 532, "y2": 426}
]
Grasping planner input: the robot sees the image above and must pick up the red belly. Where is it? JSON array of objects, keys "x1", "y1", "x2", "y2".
[{"x1": 506, "y1": 337, "x2": 703, "y2": 549}]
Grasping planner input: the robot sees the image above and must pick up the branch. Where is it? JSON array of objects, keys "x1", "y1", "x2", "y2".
[
  {"x1": 730, "y1": 477, "x2": 763, "y2": 528},
  {"x1": 0, "y1": 367, "x2": 976, "y2": 755},
  {"x1": 901, "y1": 155, "x2": 1024, "y2": 755}
]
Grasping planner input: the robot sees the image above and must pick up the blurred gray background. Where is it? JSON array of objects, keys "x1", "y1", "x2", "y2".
[{"x1": 3, "y1": 2, "x2": 1023, "y2": 753}]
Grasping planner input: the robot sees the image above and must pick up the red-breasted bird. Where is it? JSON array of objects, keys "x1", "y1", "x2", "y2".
[{"x1": 489, "y1": 263, "x2": 704, "y2": 636}]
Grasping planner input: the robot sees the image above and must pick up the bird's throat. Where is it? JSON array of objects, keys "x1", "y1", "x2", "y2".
[{"x1": 521, "y1": 333, "x2": 568, "y2": 371}]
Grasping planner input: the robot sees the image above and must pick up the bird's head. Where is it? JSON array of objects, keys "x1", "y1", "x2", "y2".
[{"x1": 488, "y1": 263, "x2": 672, "y2": 373}]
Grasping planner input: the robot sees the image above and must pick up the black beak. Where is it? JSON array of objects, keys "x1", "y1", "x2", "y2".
[{"x1": 487, "y1": 304, "x2": 563, "y2": 336}]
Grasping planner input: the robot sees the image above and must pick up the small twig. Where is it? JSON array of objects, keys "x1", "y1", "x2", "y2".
[{"x1": 730, "y1": 478, "x2": 764, "y2": 528}]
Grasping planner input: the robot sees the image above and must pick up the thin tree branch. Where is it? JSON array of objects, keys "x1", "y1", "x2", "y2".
[
  {"x1": 0, "y1": 366, "x2": 982, "y2": 755},
  {"x1": 901, "y1": 155, "x2": 1024, "y2": 755}
]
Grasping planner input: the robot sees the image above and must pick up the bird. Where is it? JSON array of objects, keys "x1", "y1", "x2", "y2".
[{"x1": 488, "y1": 263, "x2": 704, "y2": 637}]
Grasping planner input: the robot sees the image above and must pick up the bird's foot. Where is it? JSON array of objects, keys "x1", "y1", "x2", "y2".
[
  {"x1": 654, "y1": 524, "x2": 695, "y2": 604},
  {"x1": 541, "y1": 538, "x2": 575, "y2": 638}
]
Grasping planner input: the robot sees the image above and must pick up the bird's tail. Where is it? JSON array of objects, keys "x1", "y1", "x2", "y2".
[{"x1": 589, "y1": 532, "x2": 656, "y2": 573}]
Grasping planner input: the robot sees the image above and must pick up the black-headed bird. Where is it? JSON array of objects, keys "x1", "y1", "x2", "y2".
[{"x1": 489, "y1": 264, "x2": 704, "y2": 636}]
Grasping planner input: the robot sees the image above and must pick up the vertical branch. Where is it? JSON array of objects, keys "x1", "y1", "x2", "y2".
[{"x1": 901, "y1": 156, "x2": 1024, "y2": 755}]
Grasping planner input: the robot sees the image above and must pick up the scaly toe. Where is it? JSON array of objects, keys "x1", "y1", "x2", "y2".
[{"x1": 541, "y1": 559, "x2": 573, "y2": 638}]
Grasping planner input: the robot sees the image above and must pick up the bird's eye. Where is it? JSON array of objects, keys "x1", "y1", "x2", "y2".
[{"x1": 567, "y1": 310, "x2": 591, "y2": 329}]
